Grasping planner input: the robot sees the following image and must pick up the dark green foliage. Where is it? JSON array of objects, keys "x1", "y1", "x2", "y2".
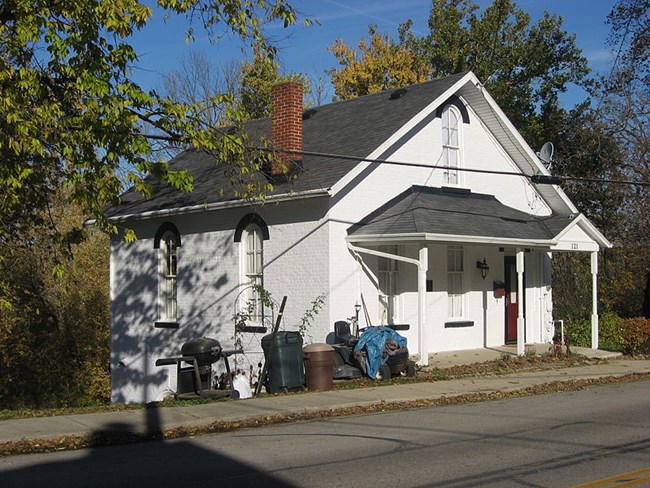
[
  {"x1": 566, "y1": 312, "x2": 650, "y2": 355},
  {"x1": 399, "y1": 0, "x2": 591, "y2": 146}
]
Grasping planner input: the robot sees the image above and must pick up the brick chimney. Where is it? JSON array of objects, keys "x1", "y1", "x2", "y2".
[{"x1": 271, "y1": 81, "x2": 303, "y2": 175}]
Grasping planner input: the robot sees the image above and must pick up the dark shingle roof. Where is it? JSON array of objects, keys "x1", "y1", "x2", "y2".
[
  {"x1": 347, "y1": 186, "x2": 573, "y2": 242},
  {"x1": 108, "y1": 72, "x2": 469, "y2": 218}
]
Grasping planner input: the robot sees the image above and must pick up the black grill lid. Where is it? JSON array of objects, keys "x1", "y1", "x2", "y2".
[{"x1": 181, "y1": 337, "x2": 222, "y2": 366}]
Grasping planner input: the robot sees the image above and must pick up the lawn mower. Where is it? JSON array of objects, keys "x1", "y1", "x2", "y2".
[{"x1": 332, "y1": 320, "x2": 416, "y2": 381}]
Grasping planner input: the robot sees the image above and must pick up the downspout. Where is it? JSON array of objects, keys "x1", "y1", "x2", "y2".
[{"x1": 347, "y1": 241, "x2": 429, "y2": 366}]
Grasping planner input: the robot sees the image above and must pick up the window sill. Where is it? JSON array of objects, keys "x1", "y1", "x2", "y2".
[
  {"x1": 444, "y1": 320, "x2": 474, "y2": 328},
  {"x1": 238, "y1": 326, "x2": 268, "y2": 334},
  {"x1": 154, "y1": 321, "x2": 179, "y2": 329}
]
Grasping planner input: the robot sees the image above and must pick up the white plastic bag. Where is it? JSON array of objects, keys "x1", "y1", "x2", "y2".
[{"x1": 232, "y1": 373, "x2": 252, "y2": 399}]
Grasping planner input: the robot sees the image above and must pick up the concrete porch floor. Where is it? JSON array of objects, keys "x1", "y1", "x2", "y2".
[{"x1": 424, "y1": 343, "x2": 623, "y2": 369}]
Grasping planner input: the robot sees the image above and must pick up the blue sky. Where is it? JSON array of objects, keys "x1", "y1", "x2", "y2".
[{"x1": 130, "y1": 0, "x2": 616, "y2": 107}]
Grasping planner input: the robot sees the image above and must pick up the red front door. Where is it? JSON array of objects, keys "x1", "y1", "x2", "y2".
[{"x1": 504, "y1": 256, "x2": 518, "y2": 343}]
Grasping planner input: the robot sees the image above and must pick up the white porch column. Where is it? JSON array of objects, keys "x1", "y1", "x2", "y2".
[
  {"x1": 516, "y1": 248, "x2": 525, "y2": 356},
  {"x1": 417, "y1": 245, "x2": 429, "y2": 366},
  {"x1": 346, "y1": 241, "x2": 429, "y2": 365},
  {"x1": 591, "y1": 251, "x2": 599, "y2": 349}
]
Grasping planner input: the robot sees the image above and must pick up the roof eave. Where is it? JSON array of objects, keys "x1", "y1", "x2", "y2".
[
  {"x1": 85, "y1": 188, "x2": 331, "y2": 226},
  {"x1": 346, "y1": 232, "x2": 557, "y2": 247}
]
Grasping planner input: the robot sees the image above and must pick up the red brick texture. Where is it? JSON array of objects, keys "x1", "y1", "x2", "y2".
[{"x1": 271, "y1": 82, "x2": 303, "y2": 175}]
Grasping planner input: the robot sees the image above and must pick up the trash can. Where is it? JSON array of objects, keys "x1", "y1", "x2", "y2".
[
  {"x1": 261, "y1": 331, "x2": 304, "y2": 393},
  {"x1": 303, "y1": 343, "x2": 334, "y2": 391}
]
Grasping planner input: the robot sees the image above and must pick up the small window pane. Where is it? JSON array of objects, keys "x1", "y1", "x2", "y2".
[{"x1": 450, "y1": 128, "x2": 458, "y2": 147}]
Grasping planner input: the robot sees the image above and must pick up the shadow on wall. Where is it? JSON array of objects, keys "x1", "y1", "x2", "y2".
[
  {"x1": 110, "y1": 199, "x2": 333, "y2": 404},
  {"x1": 110, "y1": 233, "x2": 237, "y2": 404}
]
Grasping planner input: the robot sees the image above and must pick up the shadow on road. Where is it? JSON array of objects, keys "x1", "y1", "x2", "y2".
[{"x1": 1, "y1": 404, "x2": 296, "y2": 488}]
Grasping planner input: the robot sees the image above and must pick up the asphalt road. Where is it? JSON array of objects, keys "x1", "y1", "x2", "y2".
[{"x1": 1, "y1": 380, "x2": 649, "y2": 487}]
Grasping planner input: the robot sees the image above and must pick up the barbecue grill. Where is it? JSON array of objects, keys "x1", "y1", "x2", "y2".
[
  {"x1": 181, "y1": 337, "x2": 221, "y2": 368},
  {"x1": 155, "y1": 337, "x2": 243, "y2": 399}
]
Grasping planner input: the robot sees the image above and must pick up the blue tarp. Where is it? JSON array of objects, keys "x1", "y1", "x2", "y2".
[{"x1": 353, "y1": 326, "x2": 407, "y2": 379}]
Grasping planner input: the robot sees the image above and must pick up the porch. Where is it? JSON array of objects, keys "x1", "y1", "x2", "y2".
[
  {"x1": 345, "y1": 186, "x2": 612, "y2": 366},
  {"x1": 423, "y1": 344, "x2": 622, "y2": 370}
]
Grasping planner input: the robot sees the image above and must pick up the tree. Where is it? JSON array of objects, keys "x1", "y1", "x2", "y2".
[
  {"x1": 160, "y1": 48, "x2": 240, "y2": 130},
  {"x1": 550, "y1": 1, "x2": 650, "y2": 320},
  {"x1": 236, "y1": 48, "x2": 310, "y2": 119},
  {"x1": 0, "y1": 195, "x2": 111, "y2": 408},
  {"x1": 328, "y1": 0, "x2": 591, "y2": 147},
  {"x1": 588, "y1": 0, "x2": 650, "y2": 318},
  {"x1": 328, "y1": 25, "x2": 433, "y2": 101},
  {"x1": 326, "y1": 0, "x2": 649, "y2": 320},
  {"x1": 607, "y1": 0, "x2": 650, "y2": 87},
  {"x1": 161, "y1": 47, "x2": 309, "y2": 126},
  {"x1": 0, "y1": 0, "x2": 304, "y2": 250}
]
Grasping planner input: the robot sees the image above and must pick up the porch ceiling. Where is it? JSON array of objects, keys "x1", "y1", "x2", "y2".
[{"x1": 347, "y1": 185, "x2": 573, "y2": 247}]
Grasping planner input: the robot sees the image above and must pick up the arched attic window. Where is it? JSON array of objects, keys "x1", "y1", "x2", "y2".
[{"x1": 442, "y1": 104, "x2": 462, "y2": 185}]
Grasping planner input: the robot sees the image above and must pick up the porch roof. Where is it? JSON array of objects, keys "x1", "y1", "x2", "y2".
[{"x1": 347, "y1": 185, "x2": 573, "y2": 247}]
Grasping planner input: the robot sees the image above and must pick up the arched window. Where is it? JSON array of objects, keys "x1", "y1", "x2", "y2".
[
  {"x1": 442, "y1": 105, "x2": 461, "y2": 185},
  {"x1": 243, "y1": 224, "x2": 264, "y2": 322},
  {"x1": 154, "y1": 223, "x2": 180, "y2": 325}
]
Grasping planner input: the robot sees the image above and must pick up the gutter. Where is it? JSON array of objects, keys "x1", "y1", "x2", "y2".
[
  {"x1": 85, "y1": 188, "x2": 331, "y2": 226},
  {"x1": 347, "y1": 233, "x2": 557, "y2": 247}
]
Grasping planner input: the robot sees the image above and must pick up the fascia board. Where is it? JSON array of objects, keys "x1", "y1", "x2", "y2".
[
  {"x1": 347, "y1": 232, "x2": 557, "y2": 247},
  {"x1": 330, "y1": 72, "x2": 476, "y2": 196},
  {"x1": 470, "y1": 80, "x2": 546, "y2": 176},
  {"x1": 85, "y1": 188, "x2": 331, "y2": 226}
]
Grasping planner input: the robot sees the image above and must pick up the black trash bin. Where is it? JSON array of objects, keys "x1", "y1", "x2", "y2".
[{"x1": 261, "y1": 331, "x2": 304, "y2": 393}]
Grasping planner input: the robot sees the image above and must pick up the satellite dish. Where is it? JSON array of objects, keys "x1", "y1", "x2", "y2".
[{"x1": 538, "y1": 142, "x2": 554, "y2": 169}]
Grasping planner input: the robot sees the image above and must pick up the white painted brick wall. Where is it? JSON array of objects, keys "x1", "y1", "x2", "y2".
[{"x1": 110, "y1": 198, "x2": 330, "y2": 404}]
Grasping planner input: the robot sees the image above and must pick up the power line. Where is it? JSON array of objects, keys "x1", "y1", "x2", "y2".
[{"x1": 251, "y1": 146, "x2": 650, "y2": 187}]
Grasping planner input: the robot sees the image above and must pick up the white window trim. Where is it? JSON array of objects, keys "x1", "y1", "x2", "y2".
[
  {"x1": 442, "y1": 105, "x2": 463, "y2": 187},
  {"x1": 240, "y1": 224, "x2": 264, "y2": 324},
  {"x1": 159, "y1": 231, "x2": 178, "y2": 322},
  {"x1": 378, "y1": 245, "x2": 400, "y2": 325},
  {"x1": 447, "y1": 245, "x2": 467, "y2": 319}
]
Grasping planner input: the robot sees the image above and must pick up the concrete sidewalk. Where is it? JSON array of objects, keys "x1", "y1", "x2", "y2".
[{"x1": 1, "y1": 349, "x2": 648, "y2": 449}]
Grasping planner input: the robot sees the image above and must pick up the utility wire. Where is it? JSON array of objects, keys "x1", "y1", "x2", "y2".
[{"x1": 251, "y1": 146, "x2": 650, "y2": 187}]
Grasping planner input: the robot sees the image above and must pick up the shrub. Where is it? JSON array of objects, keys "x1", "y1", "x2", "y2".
[
  {"x1": 566, "y1": 319, "x2": 591, "y2": 348},
  {"x1": 599, "y1": 312, "x2": 624, "y2": 352},
  {"x1": 619, "y1": 317, "x2": 650, "y2": 355},
  {"x1": 566, "y1": 312, "x2": 624, "y2": 351}
]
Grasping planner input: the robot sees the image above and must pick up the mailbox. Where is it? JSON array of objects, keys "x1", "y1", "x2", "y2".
[{"x1": 493, "y1": 281, "x2": 505, "y2": 299}]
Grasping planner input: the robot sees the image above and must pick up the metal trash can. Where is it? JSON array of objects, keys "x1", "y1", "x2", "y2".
[
  {"x1": 261, "y1": 331, "x2": 304, "y2": 393},
  {"x1": 303, "y1": 343, "x2": 334, "y2": 391}
]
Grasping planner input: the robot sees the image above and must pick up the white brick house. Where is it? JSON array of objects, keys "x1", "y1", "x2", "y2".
[{"x1": 107, "y1": 72, "x2": 610, "y2": 403}]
